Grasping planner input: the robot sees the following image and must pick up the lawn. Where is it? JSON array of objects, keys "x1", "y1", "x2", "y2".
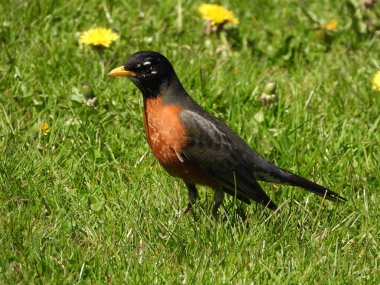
[{"x1": 1, "y1": 0, "x2": 379, "y2": 283}]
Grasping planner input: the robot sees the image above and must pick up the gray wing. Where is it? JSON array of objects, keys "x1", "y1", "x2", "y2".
[{"x1": 180, "y1": 109, "x2": 277, "y2": 210}]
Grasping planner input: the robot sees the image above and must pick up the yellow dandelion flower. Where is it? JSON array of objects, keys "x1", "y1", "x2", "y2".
[
  {"x1": 79, "y1": 27, "x2": 119, "y2": 48},
  {"x1": 372, "y1": 70, "x2": 380, "y2": 91},
  {"x1": 198, "y1": 3, "x2": 239, "y2": 26},
  {"x1": 315, "y1": 19, "x2": 338, "y2": 38},
  {"x1": 41, "y1": 121, "x2": 51, "y2": 136},
  {"x1": 323, "y1": 19, "x2": 338, "y2": 31}
]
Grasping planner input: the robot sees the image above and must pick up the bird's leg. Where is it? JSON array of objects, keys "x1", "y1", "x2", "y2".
[
  {"x1": 236, "y1": 203, "x2": 247, "y2": 222},
  {"x1": 212, "y1": 188, "x2": 224, "y2": 218},
  {"x1": 183, "y1": 183, "x2": 198, "y2": 214}
]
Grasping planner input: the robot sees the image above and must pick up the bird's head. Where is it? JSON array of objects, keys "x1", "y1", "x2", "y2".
[{"x1": 108, "y1": 51, "x2": 179, "y2": 98}]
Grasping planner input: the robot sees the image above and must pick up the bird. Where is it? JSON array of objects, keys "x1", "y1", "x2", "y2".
[{"x1": 108, "y1": 51, "x2": 346, "y2": 216}]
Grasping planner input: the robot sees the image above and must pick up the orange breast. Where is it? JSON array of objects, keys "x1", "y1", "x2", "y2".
[
  {"x1": 143, "y1": 96, "x2": 187, "y2": 165},
  {"x1": 143, "y1": 96, "x2": 218, "y2": 188}
]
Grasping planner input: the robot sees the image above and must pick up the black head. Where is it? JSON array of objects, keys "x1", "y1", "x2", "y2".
[{"x1": 108, "y1": 51, "x2": 180, "y2": 97}]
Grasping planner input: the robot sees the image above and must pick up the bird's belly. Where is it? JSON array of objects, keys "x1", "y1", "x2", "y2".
[
  {"x1": 147, "y1": 131, "x2": 218, "y2": 188},
  {"x1": 143, "y1": 97, "x2": 218, "y2": 187}
]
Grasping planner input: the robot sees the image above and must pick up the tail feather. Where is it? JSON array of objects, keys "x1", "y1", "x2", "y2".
[
  {"x1": 276, "y1": 168, "x2": 346, "y2": 202},
  {"x1": 253, "y1": 157, "x2": 347, "y2": 202}
]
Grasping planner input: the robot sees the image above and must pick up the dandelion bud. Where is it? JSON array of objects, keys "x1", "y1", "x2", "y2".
[
  {"x1": 260, "y1": 82, "x2": 278, "y2": 107},
  {"x1": 263, "y1": 82, "x2": 276, "y2": 94}
]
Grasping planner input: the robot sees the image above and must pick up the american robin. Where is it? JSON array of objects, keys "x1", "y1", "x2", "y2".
[{"x1": 108, "y1": 51, "x2": 346, "y2": 216}]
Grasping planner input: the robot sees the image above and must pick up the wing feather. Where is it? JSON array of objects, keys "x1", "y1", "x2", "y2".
[{"x1": 180, "y1": 110, "x2": 277, "y2": 209}]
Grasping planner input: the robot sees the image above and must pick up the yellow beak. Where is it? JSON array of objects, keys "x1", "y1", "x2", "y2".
[{"x1": 107, "y1": 66, "x2": 136, "y2": 77}]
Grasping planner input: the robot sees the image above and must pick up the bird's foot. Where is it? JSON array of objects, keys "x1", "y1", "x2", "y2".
[
  {"x1": 212, "y1": 189, "x2": 224, "y2": 218},
  {"x1": 212, "y1": 203, "x2": 222, "y2": 219},
  {"x1": 236, "y1": 206, "x2": 247, "y2": 222},
  {"x1": 184, "y1": 184, "x2": 198, "y2": 215}
]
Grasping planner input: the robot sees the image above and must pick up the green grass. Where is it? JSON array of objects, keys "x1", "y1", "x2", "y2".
[{"x1": 1, "y1": 0, "x2": 379, "y2": 283}]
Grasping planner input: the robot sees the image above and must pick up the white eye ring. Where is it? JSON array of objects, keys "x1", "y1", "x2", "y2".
[{"x1": 143, "y1": 61, "x2": 151, "y2": 66}]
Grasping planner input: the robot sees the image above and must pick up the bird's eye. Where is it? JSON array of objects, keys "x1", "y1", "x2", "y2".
[{"x1": 133, "y1": 59, "x2": 158, "y2": 76}]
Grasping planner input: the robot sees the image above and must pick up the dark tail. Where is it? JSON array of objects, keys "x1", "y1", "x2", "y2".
[
  {"x1": 274, "y1": 168, "x2": 346, "y2": 202},
  {"x1": 253, "y1": 156, "x2": 347, "y2": 202}
]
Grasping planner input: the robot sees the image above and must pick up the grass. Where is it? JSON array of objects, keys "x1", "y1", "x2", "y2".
[{"x1": 1, "y1": 0, "x2": 379, "y2": 283}]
